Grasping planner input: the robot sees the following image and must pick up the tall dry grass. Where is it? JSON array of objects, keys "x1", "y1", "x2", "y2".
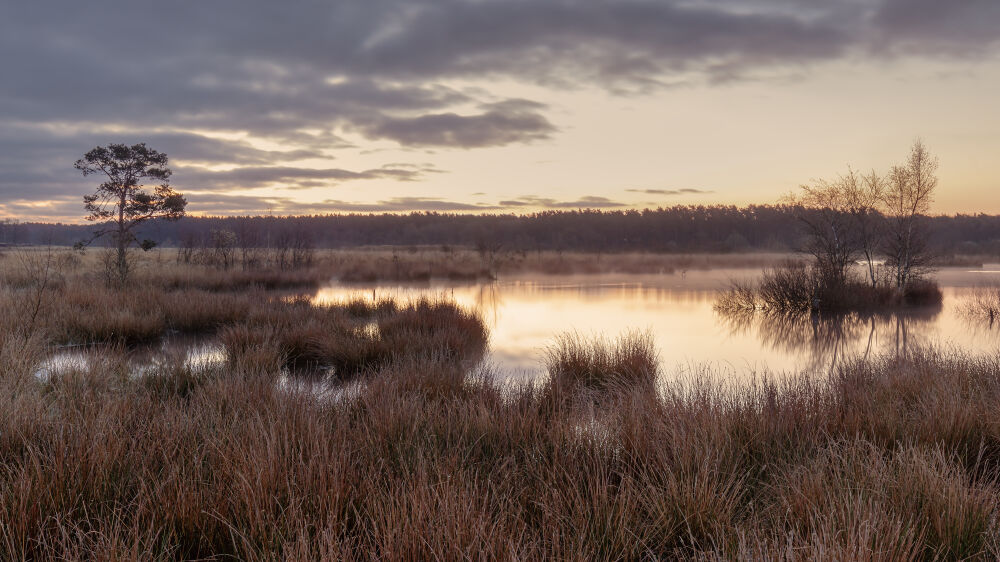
[
  {"x1": 544, "y1": 330, "x2": 659, "y2": 401},
  {"x1": 3, "y1": 331, "x2": 1000, "y2": 559},
  {"x1": 962, "y1": 286, "x2": 1000, "y2": 324},
  {"x1": 219, "y1": 296, "x2": 487, "y2": 379},
  {"x1": 3, "y1": 250, "x2": 1000, "y2": 559}
]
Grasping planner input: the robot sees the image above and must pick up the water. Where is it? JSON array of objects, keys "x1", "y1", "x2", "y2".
[
  {"x1": 35, "y1": 267, "x2": 1000, "y2": 383},
  {"x1": 35, "y1": 335, "x2": 226, "y2": 382},
  {"x1": 313, "y1": 267, "x2": 1000, "y2": 381}
]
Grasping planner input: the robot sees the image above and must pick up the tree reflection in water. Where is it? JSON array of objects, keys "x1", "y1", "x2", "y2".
[{"x1": 717, "y1": 305, "x2": 943, "y2": 373}]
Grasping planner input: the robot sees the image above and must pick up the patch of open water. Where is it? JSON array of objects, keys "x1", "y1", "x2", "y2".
[{"x1": 36, "y1": 267, "x2": 1000, "y2": 386}]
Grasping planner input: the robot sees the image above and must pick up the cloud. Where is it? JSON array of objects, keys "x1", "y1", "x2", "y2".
[
  {"x1": 0, "y1": 124, "x2": 430, "y2": 198},
  {"x1": 4, "y1": 1, "x2": 997, "y2": 137},
  {"x1": 0, "y1": 197, "x2": 87, "y2": 223},
  {"x1": 500, "y1": 195, "x2": 629, "y2": 209},
  {"x1": 626, "y1": 188, "x2": 714, "y2": 195},
  {"x1": 175, "y1": 195, "x2": 505, "y2": 215},
  {"x1": 196, "y1": 194, "x2": 630, "y2": 214},
  {"x1": 873, "y1": 0, "x2": 1000, "y2": 51},
  {"x1": 121, "y1": 133, "x2": 331, "y2": 166},
  {"x1": 317, "y1": 197, "x2": 502, "y2": 212},
  {"x1": 177, "y1": 164, "x2": 442, "y2": 191},
  {"x1": 357, "y1": 100, "x2": 555, "y2": 148},
  {"x1": 0, "y1": 0, "x2": 944, "y2": 148},
  {"x1": 349, "y1": 0, "x2": 852, "y2": 90},
  {"x1": 5, "y1": 192, "x2": 636, "y2": 222},
  {"x1": 302, "y1": 194, "x2": 632, "y2": 213}
]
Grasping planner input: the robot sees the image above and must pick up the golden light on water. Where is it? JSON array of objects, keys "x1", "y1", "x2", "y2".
[{"x1": 311, "y1": 269, "x2": 1000, "y2": 381}]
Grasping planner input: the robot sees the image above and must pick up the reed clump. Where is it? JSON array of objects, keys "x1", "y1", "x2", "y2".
[
  {"x1": 44, "y1": 285, "x2": 257, "y2": 345},
  {"x1": 378, "y1": 299, "x2": 489, "y2": 363},
  {"x1": 961, "y1": 286, "x2": 1000, "y2": 324},
  {"x1": 544, "y1": 330, "x2": 659, "y2": 395}
]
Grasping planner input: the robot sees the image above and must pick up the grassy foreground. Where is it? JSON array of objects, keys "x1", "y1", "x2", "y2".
[{"x1": 1, "y1": 250, "x2": 1000, "y2": 559}]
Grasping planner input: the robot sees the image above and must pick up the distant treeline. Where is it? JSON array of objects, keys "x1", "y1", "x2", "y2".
[{"x1": 4, "y1": 205, "x2": 1000, "y2": 254}]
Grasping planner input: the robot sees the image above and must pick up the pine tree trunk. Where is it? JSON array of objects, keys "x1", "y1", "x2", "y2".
[{"x1": 117, "y1": 191, "x2": 128, "y2": 285}]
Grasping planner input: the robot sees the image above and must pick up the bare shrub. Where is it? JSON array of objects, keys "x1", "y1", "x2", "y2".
[
  {"x1": 13, "y1": 247, "x2": 62, "y2": 334},
  {"x1": 758, "y1": 261, "x2": 817, "y2": 312},
  {"x1": 714, "y1": 279, "x2": 759, "y2": 313},
  {"x1": 99, "y1": 246, "x2": 139, "y2": 288}
]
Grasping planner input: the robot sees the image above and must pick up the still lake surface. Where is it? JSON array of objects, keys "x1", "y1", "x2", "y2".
[
  {"x1": 38, "y1": 266, "x2": 999, "y2": 383},
  {"x1": 314, "y1": 267, "x2": 1000, "y2": 381}
]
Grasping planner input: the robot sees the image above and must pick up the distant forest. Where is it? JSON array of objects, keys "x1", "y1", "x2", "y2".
[{"x1": 4, "y1": 205, "x2": 1000, "y2": 255}]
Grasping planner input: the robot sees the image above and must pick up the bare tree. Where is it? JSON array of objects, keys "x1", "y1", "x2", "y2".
[
  {"x1": 74, "y1": 143, "x2": 187, "y2": 284},
  {"x1": 177, "y1": 231, "x2": 198, "y2": 264},
  {"x1": 882, "y1": 140, "x2": 937, "y2": 290},
  {"x1": 475, "y1": 237, "x2": 504, "y2": 278},
  {"x1": 848, "y1": 169, "x2": 886, "y2": 288},
  {"x1": 16, "y1": 246, "x2": 59, "y2": 335},
  {"x1": 787, "y1": 172, "x2": 861, "y2": 287},
  {"x1": 273, "y1": 228, "x2": 292, "y2": 270},
  {"x1": 234, "y1": 218, "x2": 262, "y2": 271},
  {"x1": 0, "y1": 218, "x2": 19, "y2": 247},
  {"x1": 290, "y1": 225, "x2": 315, "y2": 269},
  {"x1": 211, "y1": 229, "x2": 238, "y2": 270}
]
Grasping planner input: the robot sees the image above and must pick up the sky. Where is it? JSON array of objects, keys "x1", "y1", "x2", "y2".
[{"x1": 2, "y1": 0, "x2": 1000, "y2": 222}]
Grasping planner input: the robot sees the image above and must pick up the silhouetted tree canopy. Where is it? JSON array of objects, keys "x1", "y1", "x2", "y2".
[
  {"x1": 74, "y1": 143, "x2": 187, "y2": 282},
  {"x1": 9, "y1": 206, "x2": 1000, "y2": 258}
]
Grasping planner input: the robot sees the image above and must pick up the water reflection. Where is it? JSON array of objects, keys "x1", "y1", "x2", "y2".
[
  {"x1": 35, "y1": 336, "x2": 226, "y2": 381},
  {"x1": 716, "y1": 307, "x2": 942, "y2": 373}
]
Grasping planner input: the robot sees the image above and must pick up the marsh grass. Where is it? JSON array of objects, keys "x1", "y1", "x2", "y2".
[
  {"x1": 3, "y1": 340, "x2": 1000, "y2": 559},
  {"x1": 218, "y1": 296, "x2": 487, "y2": 379},
  {"x1": 962, "y1": 286, "x2": 1000, "y2": 324},
  {"x1": 3, "y1": 250, "x2": 1000, "y2": 559}
]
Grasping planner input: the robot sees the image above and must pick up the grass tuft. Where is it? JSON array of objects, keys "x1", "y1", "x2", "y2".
[{"x1": 544, "y1": 330, "x2": 659, "y2": 400}]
